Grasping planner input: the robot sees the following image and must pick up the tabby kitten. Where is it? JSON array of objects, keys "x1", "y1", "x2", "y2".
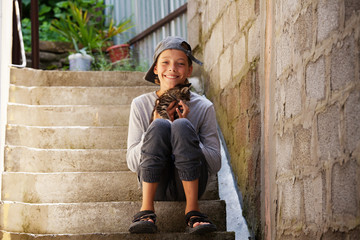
[{"x1": 150, "y1": 83, "x2": 191, "y2": 123}]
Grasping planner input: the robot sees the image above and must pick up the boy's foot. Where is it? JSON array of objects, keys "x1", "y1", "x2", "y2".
[
  {"x1": 185, "y1": 211, "x2": 217, "y2": 234},
  {"x1": 129, "y1": 210, "x2": 157, "y2": 234}
]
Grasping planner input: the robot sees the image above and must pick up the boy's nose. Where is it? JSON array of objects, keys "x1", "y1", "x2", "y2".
[{"x1": 169, "y1": 63, "x2": 177, "y2": 71}]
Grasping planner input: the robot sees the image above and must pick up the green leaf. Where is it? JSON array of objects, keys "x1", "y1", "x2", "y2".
[
  {"x1": 39, "y1": 4, "x2": 52, "y2": 16},
  {"x1": 56, "y1": 1, "x2": 69, "y2": 8},
  {"x1": 22, "y1": 0, "x2": 31, "y2": 7}
]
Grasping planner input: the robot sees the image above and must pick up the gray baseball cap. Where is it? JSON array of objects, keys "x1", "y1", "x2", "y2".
[{"x1": 144, "y1": 36, "x2": 203, "y2": 83}]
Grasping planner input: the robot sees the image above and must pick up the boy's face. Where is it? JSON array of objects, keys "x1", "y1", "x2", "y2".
[{"x1": 154, "y1": 49, "x2": 193, "y2": 92}]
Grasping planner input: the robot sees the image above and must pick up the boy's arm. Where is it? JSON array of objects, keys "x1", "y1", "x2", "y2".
[
  {"x1": 198, "y1": 105, "x2": 221, "y2": 174},
  {"x1": 126, "y1": 100, "x2": 145, "y2": 172}
]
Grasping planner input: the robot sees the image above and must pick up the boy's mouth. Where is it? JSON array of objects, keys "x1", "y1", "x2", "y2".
[{"x1": 165, "y1": 75, "x2": 179, "y2": 79}]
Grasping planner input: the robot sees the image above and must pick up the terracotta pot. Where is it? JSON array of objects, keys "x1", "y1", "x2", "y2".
[{"x1": 106, "y1": 44, "x2": 130, "y2": 63}]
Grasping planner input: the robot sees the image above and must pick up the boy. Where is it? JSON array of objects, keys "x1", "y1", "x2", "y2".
[{"x1": 126, "y1": 36, "x2": 221, "y2": 234}]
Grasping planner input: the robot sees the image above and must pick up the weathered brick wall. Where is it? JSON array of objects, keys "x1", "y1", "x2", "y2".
[
  {"x1": 188, "y1": 0, "x2": 262, "y2": 238},
  {"x1": 188, "y1": 0, "x2": 359, "y2": 239},
  {"x1": 273, "y1": 0, "x2": 360, "y2": 238}
]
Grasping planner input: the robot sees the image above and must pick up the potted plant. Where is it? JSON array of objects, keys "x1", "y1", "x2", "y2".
[
  {"x1": 50, "y1": 1, "x2": 133, "y2": 70},
  {"x1": 68, "y1": 39, "x2": 93, "y2": 71}
]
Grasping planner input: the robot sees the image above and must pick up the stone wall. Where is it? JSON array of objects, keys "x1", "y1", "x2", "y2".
[
  {"x1": 188, "y1": 0, "x2": 360, "y2": 239},
  {"x1": 188, "y1": 0, "x2": 262, "y2": 238},
  {"x1": 273, "y1": 0, "x2": 360, "y2": 238},
  {"x1": 26, "y1": 41, "x2": 72, "y2": 70}
]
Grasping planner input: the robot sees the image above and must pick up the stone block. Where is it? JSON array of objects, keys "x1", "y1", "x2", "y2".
[
  {"x1": 317, "y1": 104, "x2": 341, "y2": 161},
  {"x1": 202, "y1": 1, "x2": 211, "y2": 35},
  {"x1": 321, "y1": 230, "x2": 347, "y2": 240},
  {"x1": 276, "y1": 132, "x2": 293, "y2": 175},
  {"x1": 188, "y1": 14, "x2": 200, "y2": 49},
  {"x1": 282, "y1": 0, "x2": 300, "y2": 21},
  {"x1": 39, "y1": 41, "x2": 72, "y2": 53},
  {"x1": 276, "y1": 28, "x2": 292, "y2": 77},
  {"x1": 208, "y1": 0, "x2": 222, "y2": 28},
  {"x1": 226, "y1": 87, "x2": 240, "y2": 122},
  {"x1": 234, "y1": 114, "x2": 248, "y2": 149},
  {"x1": 219, "y1": 46, "x2": 232, "y2": 89},
  {"x1": 293, "y1": 125, "x2": 312, "y2": 167},
  {"x1": 349, "y1": 227, "x2": 360, "y2": 240},
  {"x1": 294, "y1": 5, "x2": 313, "y2": 55},
  {"x1": 223, "y1": 2, "x2": 238, "y2": 47},
  {"x1": 249, "y1": 113, "x2": 261, "y2": 146},
  {"x1": 187, "y1": 0, "x2": 199, "y2": 22},
  {"x1": 204, "y1": 20, "x2": 223, "y2": 71},
  {"x1": 237, "y1": 0, "x2": 255, "y2": 30},
  {"x1": 331, "y1": 160, "x2": 359, "y2": 217},
  {"x1": 345, "y1": 91, "x2": 360, "y2": 153},
  {"x1": 232, "y1": 35, "x2": 246, "y2": 77},
  {"x1": 330, "y1": 35, "x2": 356, "y2": 91},
  {"x1": 306, "y1": 56, "x2": 326, "y2": 100},
  {"x1": 317, "y1": 0, "x2": 340, "y2": 42},
  {"x1": 285, "y1": 74, "x2": 302, "y2": 118},
  {"x1": 304, "y1": 175, "x2": 323, "y2": 224},
  {"x1": 279, "y1": 179, "x2": 302, "y2": 222},
  {"x1": 255, "y1": 0, "x2": 260, "y2": 15},
  {"x1": 275, "y1": 78, "x2": 285, "y2": 120},
  {"x1": 209, "y1": 61, "x2": 220, "y2": 91},
  {"x1": 239, "y1": 72, "x2": 252, "y2": 113},
  {"x1": 345, "y1": 0, "x2": 360, "y2": 22},
  {"x1": 248, "y1": 17, "x2": 261, "y2": 62}
]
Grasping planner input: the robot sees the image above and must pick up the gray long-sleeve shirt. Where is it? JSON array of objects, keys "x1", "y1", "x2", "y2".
[{"x1": 126, "y1": 91, "x2": 221, "y2": 175}]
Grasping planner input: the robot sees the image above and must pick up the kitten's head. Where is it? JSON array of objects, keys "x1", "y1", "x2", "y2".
[{"x1": 167, "y1": 83, "x2": 191, "y2": 102}]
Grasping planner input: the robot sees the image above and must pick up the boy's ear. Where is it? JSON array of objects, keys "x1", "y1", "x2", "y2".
[
  {"x1": 187, "y1": 65, "x2": 193, "y2": 77},
  {"x1": 154, "y1": 65, "x2": 158, "y2": 75}
]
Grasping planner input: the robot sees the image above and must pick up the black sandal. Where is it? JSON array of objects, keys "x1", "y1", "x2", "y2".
[
  {"x1": 185, "y1": 211, "x2": 217, "y2": 234},
  {"x1": 129, "y1": 210, "x2": 157, "y2": 234}
]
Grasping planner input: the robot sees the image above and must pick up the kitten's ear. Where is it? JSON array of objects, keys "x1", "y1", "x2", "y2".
[{"x1": 181, "y1": 86, "x2": 189, "y2": 94}]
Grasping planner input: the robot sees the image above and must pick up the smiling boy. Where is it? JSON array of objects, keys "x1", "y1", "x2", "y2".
[{"x1": 126, "y1": 36, "x2": 221, "y2": 234}]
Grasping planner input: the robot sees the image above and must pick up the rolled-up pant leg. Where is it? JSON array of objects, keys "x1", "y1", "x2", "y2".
[{"x1": 171, "y1": 118, "x2": 208, "y2": 200}]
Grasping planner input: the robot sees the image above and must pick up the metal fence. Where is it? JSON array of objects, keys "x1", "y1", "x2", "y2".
[{"x1": 104, "y1": 0, "x2": 187, "y2": 68}]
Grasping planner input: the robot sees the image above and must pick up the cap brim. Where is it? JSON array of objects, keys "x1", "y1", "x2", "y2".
[{"x1": 144, "y1": 61, "x2": 157, "y2": 84}]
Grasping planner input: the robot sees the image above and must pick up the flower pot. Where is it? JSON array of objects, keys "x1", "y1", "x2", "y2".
[
  {"x1": 68, "y1": 53, "x2": 93, "y2": 71},
  {"x1": 106, "y1": 44, "x2": 130, "y2": 63}
]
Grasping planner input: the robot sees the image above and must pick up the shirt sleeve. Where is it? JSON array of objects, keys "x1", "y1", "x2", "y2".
[
  {"x1": 126, "y1": 99, "x2": 145, "y2": 172},
  {"x1": 198, "y1": 104, "x2": 221, "y2": 174}
]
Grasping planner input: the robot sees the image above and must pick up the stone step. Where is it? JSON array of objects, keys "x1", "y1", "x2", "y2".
[
  {"x1": 2, "y1": 171, "x2": 140, "y2": 203},
  {"x1": 4, "y1": 146, "x2": 128, "y2": 172},
  {"x1": 9, "y1": 85, "x2": 158, "y2": 105},
  {"x1": 2, "y1": 172, "x2": 218, "y2": 203},
  {"x1": 0, "y1": 230, "x2": 235, "y2": 240},
  {"x1": 0, "y1": 200, "x2": 227, "y2": 234},
  {"x1": 7, "y1": 103, "x2": 130, "y2": 126},
  {"x1": 10, "y1": 67, "x2": 156, "y2": 87},
  {"x1": 6, "y1": 124, "x2": 128, "y2": 149}
]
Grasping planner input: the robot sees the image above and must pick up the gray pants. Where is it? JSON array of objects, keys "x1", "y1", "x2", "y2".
[{"x1": 139, "y1": 118, "x2": 208, "y2": 201}]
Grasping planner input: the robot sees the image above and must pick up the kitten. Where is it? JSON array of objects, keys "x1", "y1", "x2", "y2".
[{"x1": 150, "y1": 83, "x2": 191, "y2": 123}]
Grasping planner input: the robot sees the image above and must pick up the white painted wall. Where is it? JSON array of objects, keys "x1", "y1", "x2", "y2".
[{"x1": 0, "y1": 0, "x2": 13, "y2": 199}]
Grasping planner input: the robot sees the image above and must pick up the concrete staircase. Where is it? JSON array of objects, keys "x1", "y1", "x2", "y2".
[{"x1": 0, "y1": 68, "x2": 235, "y2": 239}]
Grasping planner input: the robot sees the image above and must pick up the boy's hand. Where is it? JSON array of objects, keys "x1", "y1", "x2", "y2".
[
  {"x1": 176, "y1": 100, "x2": 189, "y2": 119},
  {"x1": 166, "y1": 101, "x2": 178, "y2": 121}
]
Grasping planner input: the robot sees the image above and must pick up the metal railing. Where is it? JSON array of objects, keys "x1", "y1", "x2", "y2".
[
  {"x1": 105, "y1": 0, "x2": 188, "y2": 68},
  {"x1": 10, "y1": 0, "x2": 26, "y2": 68}
]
